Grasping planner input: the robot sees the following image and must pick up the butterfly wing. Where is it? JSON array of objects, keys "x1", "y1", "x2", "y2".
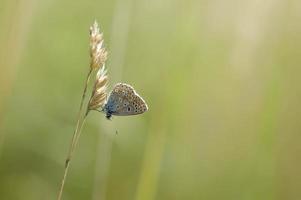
[{"x1": 105, "y1": 83, "x2": 148, "y2": 116}]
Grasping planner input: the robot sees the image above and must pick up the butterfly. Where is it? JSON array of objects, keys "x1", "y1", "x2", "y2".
[{"x1": 103, "y1": 83, "x2": 148, "y2": 119}]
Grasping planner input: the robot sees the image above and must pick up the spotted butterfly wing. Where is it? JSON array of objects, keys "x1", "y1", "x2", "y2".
[{"x1": 103, "y1": 83, "x2": 148, "y2": 119}]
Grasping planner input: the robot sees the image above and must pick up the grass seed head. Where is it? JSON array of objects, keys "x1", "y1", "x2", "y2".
[
  {"x1": 88, "y1": 66, "x2": 108, "y2": 110},
  {"x1": 89, "y1": 21, "x2": 107, "y2": 70}
]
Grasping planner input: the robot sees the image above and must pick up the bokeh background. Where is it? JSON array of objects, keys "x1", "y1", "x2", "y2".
[{"x1": 1, "y1": 0, "x2": 301, "y2": 199}]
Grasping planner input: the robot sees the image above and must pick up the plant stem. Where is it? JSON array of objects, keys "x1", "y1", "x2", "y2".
[{"x1": 57, "y1": 69, "x2": 93, "y2": 200}]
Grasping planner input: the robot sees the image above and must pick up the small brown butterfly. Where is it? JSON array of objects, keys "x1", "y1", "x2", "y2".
[{"x1": 103, "y1": 83, "x2": 148, "y2": 119}]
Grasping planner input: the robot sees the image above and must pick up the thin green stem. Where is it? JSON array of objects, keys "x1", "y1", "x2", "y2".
[{"x1": 57, "y1": 69, "x2": 93, "y2": 200}]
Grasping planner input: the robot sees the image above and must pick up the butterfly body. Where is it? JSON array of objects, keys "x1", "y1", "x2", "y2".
[{"x1": 103, "y1": 83, "x2": 148, "y2": 119}]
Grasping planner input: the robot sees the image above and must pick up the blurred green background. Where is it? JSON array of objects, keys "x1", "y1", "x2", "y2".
[{"x1": 1, "y1": 0, "x2": 301, "y2": 199}]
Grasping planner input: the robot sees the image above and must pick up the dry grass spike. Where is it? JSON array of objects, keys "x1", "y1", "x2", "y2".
[
  {"x1": 57, "y1": 21, "x2": 108, "y2": 200},
  {"x1": 88, "y1": 66, "x2": 108, "y2": 111},
  {"x1": 89, "y1": 21, "x2": 108, "y2": 70}
]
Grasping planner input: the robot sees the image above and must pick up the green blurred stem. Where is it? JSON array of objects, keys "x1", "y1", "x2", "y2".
[{"x1": 57, "y1": 69, "x2": 92, "y2": 200}]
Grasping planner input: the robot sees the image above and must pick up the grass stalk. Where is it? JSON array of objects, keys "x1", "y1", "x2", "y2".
[
  {"x1": 57, "y1": 20, "x2": 107, "y2": 200},
  {"x1": 57, "y1": 69, "x2": 92, "y2": 200}
]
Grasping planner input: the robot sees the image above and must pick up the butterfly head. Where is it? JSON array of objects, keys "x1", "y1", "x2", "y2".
[
  {"x1": 105, "y1": 112, "x2": 112, "y2": 120},
  {"x1": 102, "y1": 104, "x2": 113, "y2": 120}
]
